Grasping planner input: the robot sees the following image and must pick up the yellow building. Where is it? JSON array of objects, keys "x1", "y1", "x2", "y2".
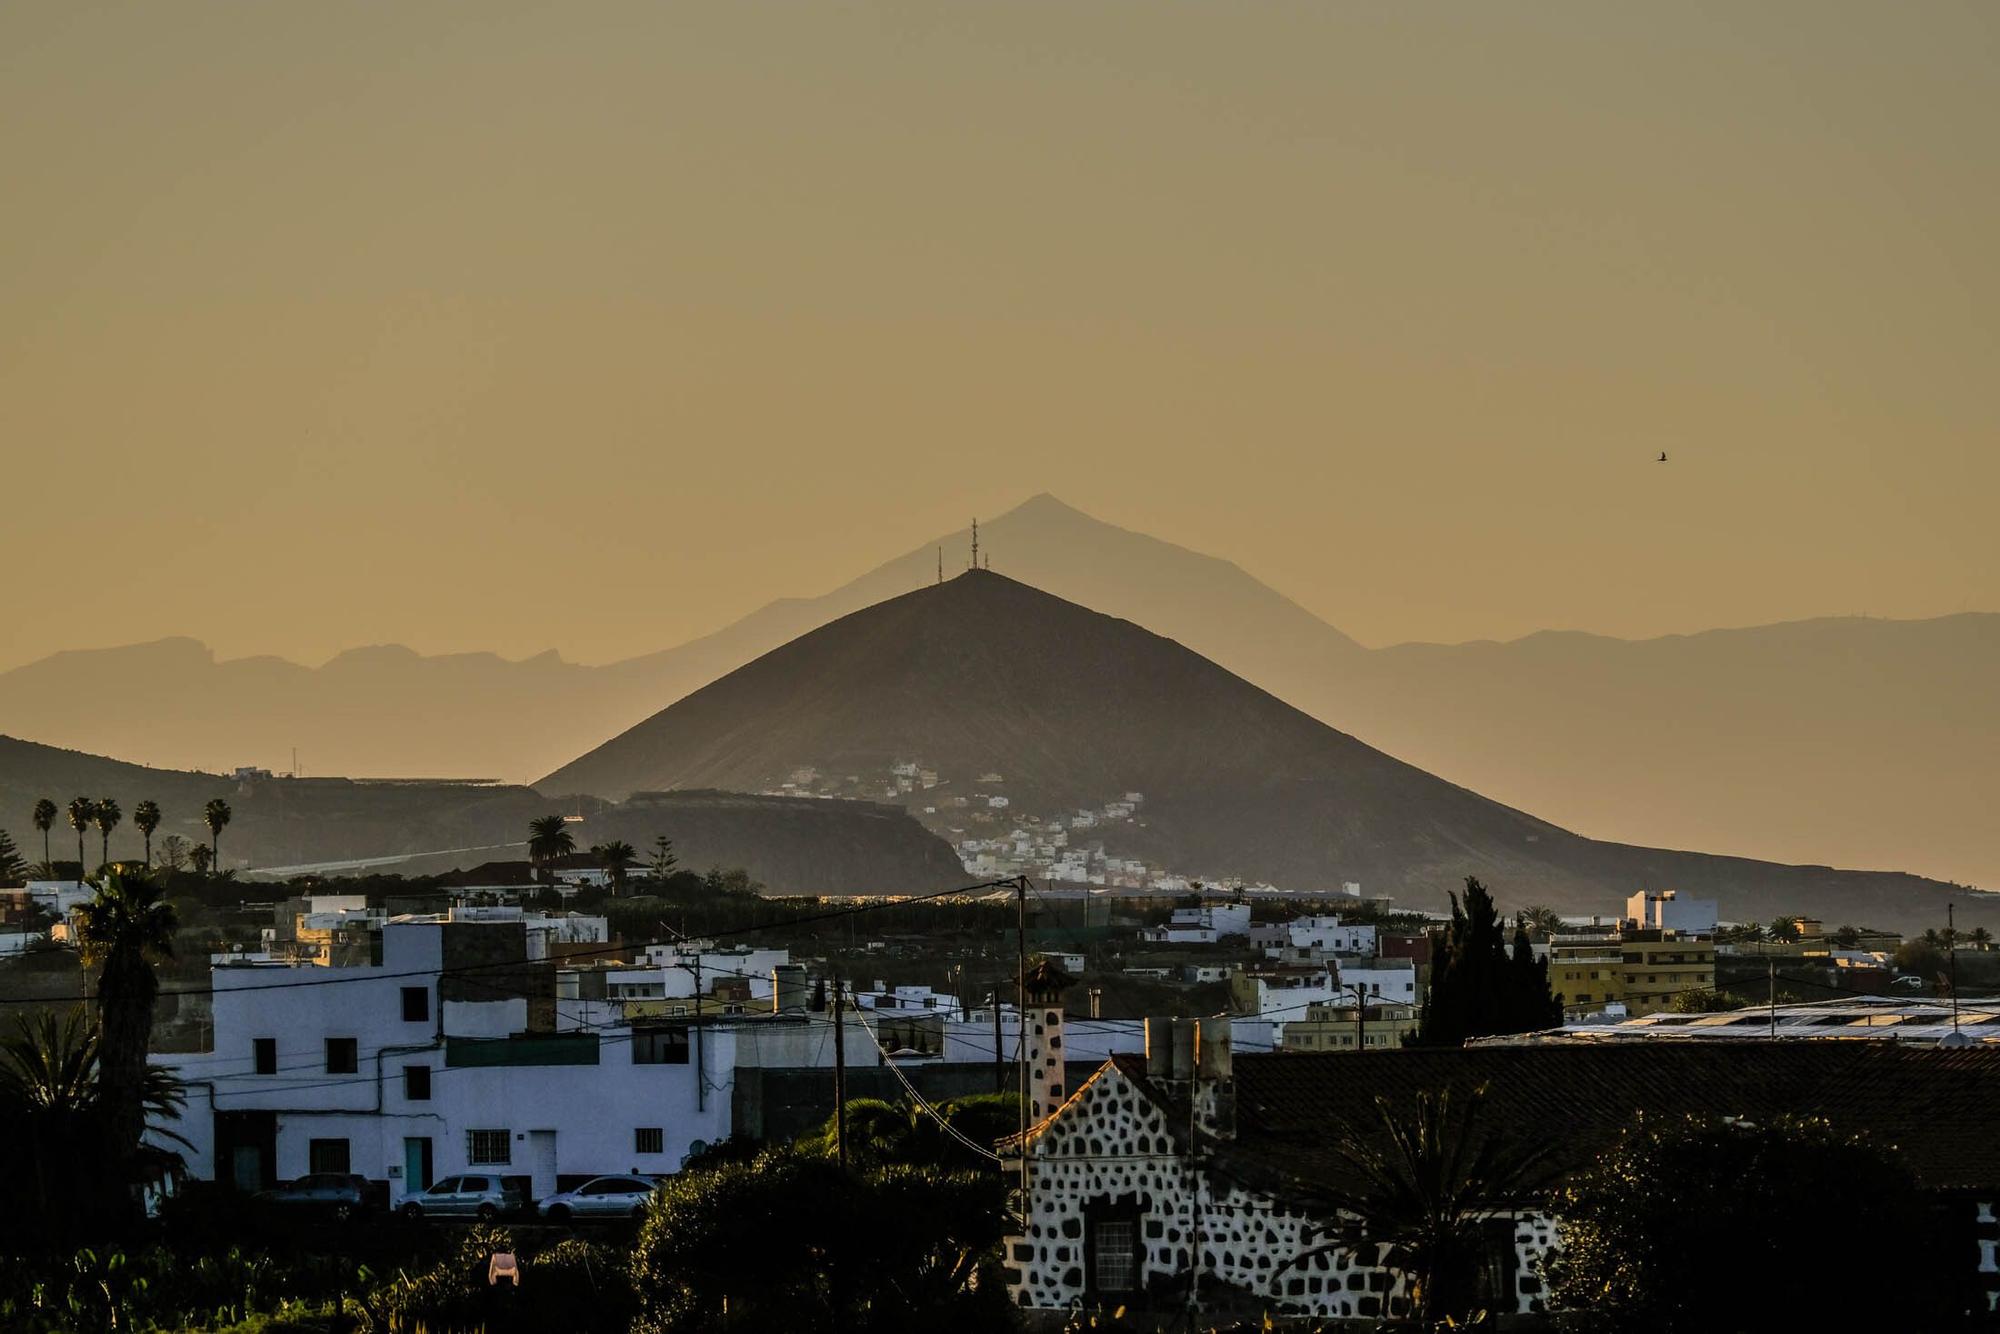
[
  {"x1": 1280, "y1": 1000, "x2": 1419, "y2": 1052},
  {"x1": 1549, "y1": 936, "x2": 1628, "y2": 1018},
  {"x1": 1619, "y1": 930, "x2": 1716, "y2": 1017}
]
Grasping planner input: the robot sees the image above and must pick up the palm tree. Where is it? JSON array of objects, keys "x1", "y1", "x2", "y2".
[
  {"x1": 592, "y1": 840, "x2": 638, "y2": 895},
  {"x1": 0, "y1": 1007, "x2": 101, "y2": 1223},
  {"x1": 93, "y1": 797, "x2": 122, "y2": 868},
  {"x1": 1, "y1": 1007, "x2": 188, "y2": 1226},
  {"x1": 1520, "y1": 904, "x2": 1563, "y2": 941},
  {"x1": 527, "y1": 815, "x2": 575, "y2": 884},
  {"x1": 32, "y1": 798, "x2": 58, "y2": 869},
  {"x1": 1971, "y1": 927, "x2": 1994, "y2": 952},
  {"x1": 1286, "y1": 1084, "x2": 1555, "y2": 1326},
  {"x1": 202, "y1": 798, "x2": 232, "y2": 870},
  {"x1": 189, "y1": 843, "x2": 213, "y2": 875},
  {"x1": 66, "y1": 797, "x2": 95, "y2": 879},
  {"x1": 132, "y1": 801, "x2": 162, "y2": 868},
  {"x1": 74, "y1": 870, "x2": 179, "y2": 1166}
]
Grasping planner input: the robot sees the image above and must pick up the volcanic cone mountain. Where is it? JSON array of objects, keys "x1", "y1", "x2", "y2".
[{"x1": 541, "y1": 571, "x2": 1967, "y2": 925}]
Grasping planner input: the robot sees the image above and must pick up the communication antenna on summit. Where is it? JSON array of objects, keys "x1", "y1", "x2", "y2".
[
  {"x1": 937, "y1": 547, "x2": 943, "y2": 585},
  {"x1": 970, "y1": 518, "x2": 979, "y2": 571}
]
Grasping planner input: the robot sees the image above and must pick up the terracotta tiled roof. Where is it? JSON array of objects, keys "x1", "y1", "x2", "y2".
[{"x1": 1125, "y1": 1044, "x2": 2000, "y2": 1194}]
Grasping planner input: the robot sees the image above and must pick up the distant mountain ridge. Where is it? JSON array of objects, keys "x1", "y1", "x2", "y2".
[
  {"x1": 540, "y1": 570, "x2": 1981, "y2": 930},
  {"x1": 2, "y1": 493, "x2": 1994, "y2": 887}
]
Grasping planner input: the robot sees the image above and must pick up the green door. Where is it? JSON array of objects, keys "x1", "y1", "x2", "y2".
[{"x1": 403, "y1": 1137, "x2": 433, "y2": 1194}]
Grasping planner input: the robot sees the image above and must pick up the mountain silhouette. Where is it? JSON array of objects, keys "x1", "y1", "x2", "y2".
[
  {"x1": 2, "y1": 493, "x2": 1993, "y2": 889},
  {"x1": 540, "y1": 571, "x2": 1976, "y2": 928}
]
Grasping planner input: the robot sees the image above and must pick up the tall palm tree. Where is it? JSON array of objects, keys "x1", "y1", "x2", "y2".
[
  {"x1": 132, "y1": 801, "x2": 162, "y2": 868},
  {"x1": 66, "y1": 797, "x2": 95, "y2": 879},
  {"x1": 1520, "y1": 904, "x2": 1564, "y2": 941},
  {"x1": 32, "y1": 798, "x2": 58, "y2": 869},
  {"x1": 93, "y1": 797, "x2": 122, "y2": 868},
  {"x1": 592, "y1": 840, "x2": 638, "y2": 895},
  {"x1": 527, "y1": 814, "x2": 575, "y2": 885},
  {"x1": 73, "y1": 870, "x2": 178, "y2": 1166},
  {"x1": 202, "y1": 798, "x2": 232, "y2": 870},
  {"x1": 1287, "y1": 1084, "x2": 1555, "y2": 1326}
]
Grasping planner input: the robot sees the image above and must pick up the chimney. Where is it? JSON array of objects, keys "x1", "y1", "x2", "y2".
[
  {"x1": 772, "y1": 963, "x2": 808, "y2": 1015},
  {"x1": 1194, "y1": 1015, "x2": 1235, "y2": 1140},
  {"x1": 1144, "y1": 1016, "x2": 1235, "y2": 1141},
  {"x1": 1021, "y1": 958, "x2": 1076, "y2": 1123}
]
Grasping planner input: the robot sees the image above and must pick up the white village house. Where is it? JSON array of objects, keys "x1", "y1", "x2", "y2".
[{"x1": 151, "y1": 917, "x2": 732, "y2": 1203}]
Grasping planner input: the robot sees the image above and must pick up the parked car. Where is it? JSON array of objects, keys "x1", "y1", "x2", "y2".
[
  {"x1": 536, "y1": 1175, "x2": 659, "y2": 1222},
  {"x1": 399, "y1": 1173, "x2": 525, "y2": 1221},
  {"x1": 253, "y1": 1173, "x2": 370, "y2": 1222}
]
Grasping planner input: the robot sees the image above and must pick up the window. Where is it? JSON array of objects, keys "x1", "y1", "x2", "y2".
[
  {"x1": 253, "y1": 1037, "x2": 277, "y2": 1075},
  {"x1": 325, "y1": 1037, "x2": 358, "y2": 1075},
  {"x1": 635, "y1": 1127, "x2": 664, "y2": 1155},
  {"x1": 404, "y1": 1064, "x2": 432, "y2": 1101},
  {"x1": 632, "y1": 1028, "x2": 690, "y2": 1065},
  {"x1": 1093, "y1": 1221, "x2": 1136, "y2": 1292},
  {"x1": 468, "y1": 1129, "x2": 511, "y2": 1165},
  {"x1": 309, "y1": 1138, "x2": 351, "y2": 1174},
  {"x1": 401, "y1": 986, "x2": 430, "y2": 1023},
  {"x1": 428, "y1": 1177, "x2": 460, "y2": 1195}
]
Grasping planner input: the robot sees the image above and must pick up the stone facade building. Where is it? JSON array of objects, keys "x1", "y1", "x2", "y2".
[{"x1": 1001, "y1": 990, "x2": 2000, "y2": 1320}]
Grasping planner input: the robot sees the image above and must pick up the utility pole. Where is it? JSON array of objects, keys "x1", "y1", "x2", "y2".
[
  {"x1": 1016, "y1": 875, "x2": 1031, "y2": 1210},
  {"x1": 991, "y1": 986, "x2": 1005, "y2": 1094},
  {"x1": 832, "y1": 975, "x2": 848, "y2": 1170},
  {"x1": 1950, "y1": 902, "x2": 1961, "y2": 1038},
  {"x1": 1767, "y1": 958, "x2": 1776, "y2": 1038},
  {"x1": 693, "y1": 953, "x2": 705, "y2": 1112}
]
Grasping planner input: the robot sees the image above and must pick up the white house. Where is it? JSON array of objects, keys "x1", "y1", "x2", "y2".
[
  {"x1": 1264, "y1": 920, "x2": 1376, "y2": 960},
  {"x1": 1625, "y1": 890, "x2": 1718, "y2": 937},
  {"x1": 151, "y1": 918, "x2": 732, "y2": 1205},
  {"x1": 1334, "y1": 959, "x2": 1421, "y2": 1006},
  {"x1": 1140, "y1": 903, "x2": 1252, "y2": 945}
]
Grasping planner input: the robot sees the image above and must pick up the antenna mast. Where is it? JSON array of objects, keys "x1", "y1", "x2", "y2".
[
  {"x1": 970, "y1": 518, "x2": 979, "y2": 571},
  {"x1": 937, "y1": 546, "x2": 943, "y2": 585}
]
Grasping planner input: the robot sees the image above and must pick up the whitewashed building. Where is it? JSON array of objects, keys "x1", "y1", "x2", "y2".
[
  {"x1": 1250, "y1": 915, "x2": 1377, "y2": 959},
  {"x1": 151, "y1": 918, "x2": 732, "y2": 1205},
  {"x1": 1140, "y1": 903, "x2": 1252, "y2": 945}
]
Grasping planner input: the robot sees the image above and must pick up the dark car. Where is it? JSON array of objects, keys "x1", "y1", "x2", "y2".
[{"x1": 253, "y1": 1172, "x2": 370, "y2": 1222}]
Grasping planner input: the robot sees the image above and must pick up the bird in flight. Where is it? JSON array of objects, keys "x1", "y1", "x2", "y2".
[{"x1": 1657, "y1": 451, "x2": 1668, "y2": 462}]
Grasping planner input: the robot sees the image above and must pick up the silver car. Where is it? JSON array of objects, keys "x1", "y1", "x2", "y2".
[
  {"x1": 399, "y1": 1173, "x2": 523, "y2": 1221},
  {"x1": 536, "y1": 1174, "x2": 659, "y2": 1222}
]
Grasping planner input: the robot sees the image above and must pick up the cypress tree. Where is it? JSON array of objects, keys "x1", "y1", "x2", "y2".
[
  {"x1": 0, "y1": 828, "x2": 24, "y2": 883},
  {"x1": 1416, "y1": 876, "x2": 1562, "y2": 1046}
]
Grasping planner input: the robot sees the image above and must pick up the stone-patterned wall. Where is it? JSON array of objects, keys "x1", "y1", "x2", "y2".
[
  {"x1": 1025, "y1": 1001, "x2": 1067, "y2": 1124},
  {"x1": 1004, "y1": 1064, "x2": 1559, "y2": 1318}
]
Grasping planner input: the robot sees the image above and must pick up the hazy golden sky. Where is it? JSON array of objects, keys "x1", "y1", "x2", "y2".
[{"x1": 2, "y1": 2, "x2": 1994, "y2": 671}]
